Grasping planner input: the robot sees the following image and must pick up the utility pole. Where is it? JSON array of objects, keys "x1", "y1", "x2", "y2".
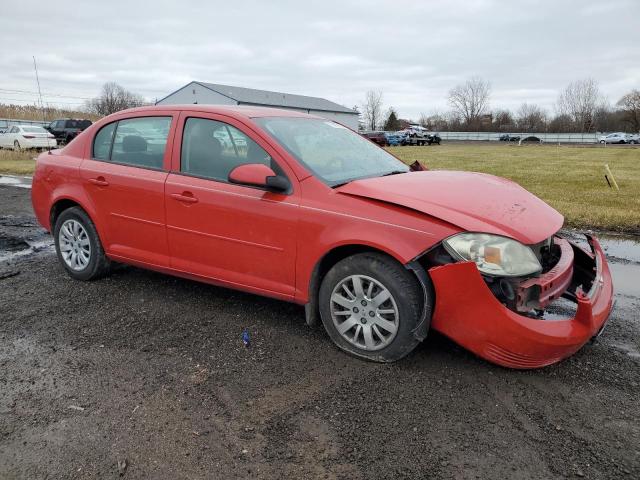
[{"x1": 33, "y1": 56, "x2": 46, "y2": 122}]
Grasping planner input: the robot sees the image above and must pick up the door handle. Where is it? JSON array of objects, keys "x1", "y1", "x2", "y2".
[
  {"x1": 171, "y1": 192, "x2": 199, "y2": 204},
  {"x1": 88, "y1": 177, "x2": 109, "y2": 187}
]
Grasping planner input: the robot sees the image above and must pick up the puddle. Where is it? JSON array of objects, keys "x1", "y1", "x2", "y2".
[
  {"x1": 0, "y1": 175, "x2": 32, "y2": 189},
  {"x1": 0, "y1": 237, "x2": 53, "y2": 263},
  {"x1": 608, "y1": 263, "x2": 640, "y2": 299},
  {"x1": 0, "y1": 235, "x2": 29, "y2": 252},
  {"x1": 599, "y1": 235, "x2": 640, "y2": 264}
]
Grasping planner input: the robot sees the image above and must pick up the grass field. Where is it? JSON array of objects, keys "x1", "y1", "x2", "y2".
[
  {"x1": 390, "y1": 143, "x2": 640, "y2": 233},
  {"x1": 1, "y1": 143, "x2": 639, "y2": 233},
  {"x1": 0, "y1": 149, "x2": 38, "y2": 175}
]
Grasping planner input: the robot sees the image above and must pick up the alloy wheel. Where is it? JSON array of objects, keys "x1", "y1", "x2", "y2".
[
  {"x1": 58, "y1": 219, "x2": 91, "y2": 271},
  {"x1": 330, "y1": 274, "x2": 399, "y2": 351}
]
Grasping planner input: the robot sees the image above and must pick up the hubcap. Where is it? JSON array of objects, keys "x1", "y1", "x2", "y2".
[
  {"x1": 58, "y1": 219, "x2": 91, "y2": 271},
  {"x1": 330, "y1": 275, "x2": 399, "y2": 351}
]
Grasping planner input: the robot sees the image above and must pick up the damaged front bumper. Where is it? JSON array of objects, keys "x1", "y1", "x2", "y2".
[{"x1": 428, "y1": 235, "x2": 614, "y2": 369}]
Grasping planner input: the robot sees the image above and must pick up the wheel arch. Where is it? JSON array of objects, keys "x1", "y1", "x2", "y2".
[
  {"x1": 304, "y1": 243, "x2": 427, "y2": 329},
  {"x1": 49, "y1": 195, "x2": 104, "y2": 244}
]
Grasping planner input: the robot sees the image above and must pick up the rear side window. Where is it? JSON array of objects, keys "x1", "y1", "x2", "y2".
[{"x1": 91, "y1": 117, "x2": 171, "y2": 169}]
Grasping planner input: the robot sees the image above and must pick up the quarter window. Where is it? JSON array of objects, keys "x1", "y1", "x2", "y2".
[
  {"x1": 92, "y1": 122, "x2": 116, "y2": 160},
  {"x1": 181, "y1": 117, "x2": 272, "y2": 182}
]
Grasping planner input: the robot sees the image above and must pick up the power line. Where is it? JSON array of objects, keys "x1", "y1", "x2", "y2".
[
  {"x1": 0, "y1": 97, "x2": 86, "y2": 106},
  {"x1": 0, "y1": 87, "x2": 93, "y2": 100}
]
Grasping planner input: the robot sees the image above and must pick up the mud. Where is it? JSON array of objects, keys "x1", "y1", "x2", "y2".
[{"x1": 1, "y1": 184, "x2": 639, "y2": 479}]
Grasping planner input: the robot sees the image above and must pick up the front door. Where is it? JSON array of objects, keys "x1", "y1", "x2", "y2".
[{"x1": 165, "y1": 113, "x2": 299, "y2": 298}]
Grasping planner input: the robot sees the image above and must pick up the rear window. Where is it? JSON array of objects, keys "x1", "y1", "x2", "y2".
[{"x1": 22, "y1": 126, "x2": 47, "y2": 133}]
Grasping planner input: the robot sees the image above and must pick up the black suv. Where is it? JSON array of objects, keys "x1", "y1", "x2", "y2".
[{"x1": 45, "y1": 119, "x2": 92, "y2": 144}]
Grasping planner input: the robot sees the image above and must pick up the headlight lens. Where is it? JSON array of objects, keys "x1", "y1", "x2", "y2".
[{"x1": 443, "y1": 233, "x2": 542, "y2": 277}]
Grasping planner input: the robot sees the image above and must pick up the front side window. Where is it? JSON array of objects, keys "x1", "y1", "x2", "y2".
[
  {"x1": 255, "y1": 117, "x2": 408, "y2": 186},
  {"x1": 91, "y1": 117, "x2": 171, "y2": 169},
  {"x1": 181, "y1": 117, "x2": 271, "y2": 182}
]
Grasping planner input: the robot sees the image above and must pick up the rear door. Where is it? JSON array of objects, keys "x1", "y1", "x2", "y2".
[
  {"x1": 79, "y1": 113, "x2": 176, "y2": 267},
  {"x1": 165, "y1": 112, "x2": 299, "y2": 298}
]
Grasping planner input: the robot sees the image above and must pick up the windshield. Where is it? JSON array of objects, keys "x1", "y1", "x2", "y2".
[{"x1": 255, "y1": 117, "x2": 409, "y2": 186}]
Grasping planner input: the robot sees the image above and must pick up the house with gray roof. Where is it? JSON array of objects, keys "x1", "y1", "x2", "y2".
[{"x1": 156, "y1": 81, "x2": 359, "y2": 129}]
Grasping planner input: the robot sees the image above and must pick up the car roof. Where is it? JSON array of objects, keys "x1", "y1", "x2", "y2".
[{"x1": 114, "y1": 104, "x2": 324, "y2": 121}]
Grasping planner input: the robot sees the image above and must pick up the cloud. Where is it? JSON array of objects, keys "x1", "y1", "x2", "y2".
[{"x1": 0, "y1": 0, "x2": 637, "y2": 119}]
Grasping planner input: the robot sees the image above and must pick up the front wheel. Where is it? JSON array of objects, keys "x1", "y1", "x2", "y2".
[
  {"x1": 13, "y1": 140, "x2": 21, "y2": 151},
  {"x1": 53, "y1": 207, "x2": 111, "y2": 281},
  {"x1": 319, "y1": 252, "x2": 429, "y2": 362}
]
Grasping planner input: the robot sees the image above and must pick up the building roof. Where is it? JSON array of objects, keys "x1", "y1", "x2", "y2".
[{"x1": 160, "y1": 81, "x2": 357, "y2": 115}]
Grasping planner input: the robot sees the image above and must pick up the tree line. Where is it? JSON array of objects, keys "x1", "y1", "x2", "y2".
[{"x1": 360, "y1": 78, "x2": 640, "y2": 134}]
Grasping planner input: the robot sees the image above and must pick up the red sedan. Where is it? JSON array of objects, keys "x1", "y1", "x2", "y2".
[{"x1": 31, "y1": 105, "x2": 613, "y2": 368}]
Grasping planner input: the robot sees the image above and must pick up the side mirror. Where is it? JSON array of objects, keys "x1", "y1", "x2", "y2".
[{"x1": 228, "y1": 163, "x2": 290, "y2": 192}]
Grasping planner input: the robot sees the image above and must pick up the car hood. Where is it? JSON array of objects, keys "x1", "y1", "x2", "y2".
[{"x1": 336, "y1": 171, "x2": 563, "y2": 244}]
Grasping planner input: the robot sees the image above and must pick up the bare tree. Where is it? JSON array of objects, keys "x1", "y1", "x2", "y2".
[
  {"x1": 85, "y1": 82, "x2": 146, "y2": 116},
  {"x1": 362, "y1": 90, "x2": 383, "y2": 131},
  {"x1": 617, "y1": 89, "x2": 640, "y2": 132},
  {"x1": 447, "y1": 76, "x2": 491, "y2": 128},
  {"x1": 556, "y1": 78, "x2": 604, "y2": 132},
  {"x1": 516, "y1": 103, "x2": 547, "y2": 132},
  {"x1": 492, "y1": 109, "x2": 515, "y2": 132}
]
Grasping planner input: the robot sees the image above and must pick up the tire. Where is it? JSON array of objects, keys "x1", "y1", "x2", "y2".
[
  {"x1": 53, "y1": 207, "x2": 111, "y2": 281},
  {"x1": 13, "y1": 140, "x2": 21, "y2": 151},
  {"x1": 318, "y1": 252, "x2": 428, "y2": 362},
  {"x1": 600, "y1": 140, "x2": 605, "y2": 144}
]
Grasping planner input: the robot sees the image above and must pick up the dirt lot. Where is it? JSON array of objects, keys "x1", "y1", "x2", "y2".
[{"x1": 1, "y1": 184, "x2": 639, "y2": 479}]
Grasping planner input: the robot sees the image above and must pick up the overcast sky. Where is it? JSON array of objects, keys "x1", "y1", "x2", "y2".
[{"x1": 0, "y1": 0, "x2": 638, "y2": 120}]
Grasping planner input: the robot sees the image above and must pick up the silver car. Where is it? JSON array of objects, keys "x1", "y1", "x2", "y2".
[{"x1": 599, "y1": 132, "x2": 629, "y2": 144}]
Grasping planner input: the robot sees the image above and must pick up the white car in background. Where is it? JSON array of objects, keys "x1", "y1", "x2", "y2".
[
  {"x1": 598, "y1": 132, "x2": 629, "y2": 144},
  {"x1": 0, "y1": 125, "x2": 57, "y2": 150},
  {"x1": 628, "y1": 133, "x2": 639, "y2": 144}
]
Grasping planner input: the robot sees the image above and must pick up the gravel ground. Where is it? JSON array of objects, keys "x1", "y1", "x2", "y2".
[{"x1": 1, "y1": 184, "x2": 639, "y2": 479}]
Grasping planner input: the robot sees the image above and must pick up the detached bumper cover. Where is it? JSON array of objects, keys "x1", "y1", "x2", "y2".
[{"x1": 429, "y1": 236, "x2": 613, "y2": 369}]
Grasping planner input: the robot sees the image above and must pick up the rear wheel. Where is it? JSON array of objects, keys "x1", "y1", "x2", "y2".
[
  {"x1": 319, "y1": 252, "x2": 427, "y2": 362},
  {"x1": 13, "y1": 140, "x2": 21, "y2": 151},
  {"x1": 53, "y1": 207, "x2": 111, "y2": 281}
]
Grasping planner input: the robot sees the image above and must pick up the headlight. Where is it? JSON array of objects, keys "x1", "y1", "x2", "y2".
[{"x1": 443, "y1": 233, "x2": 542, "y2": 277}]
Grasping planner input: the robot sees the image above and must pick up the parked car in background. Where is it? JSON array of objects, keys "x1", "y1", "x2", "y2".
[
  {"x1": 396, "y1": 131, "x2": 409, "y2": 145},
  {"x1": 426, "y1": 132, "x2": 441, "y2": 145},
  {"x1": 626, "y1": 133, "x2": 639, "y2": 144},
  {"x1": 599, "y1": 132, "x2": 628, "y2": 144},
  {"x1": 499, "y1": 134, "x2": 521, "y2": 142},
  {"x1": 520, "y1": 135, "x2": 542, "y2": 144},
  {"x1": 362, "y1": 131, "x2": 388, "y2": 146},
  {"x1": 384, "y1": 132, "x2": 402, "y2": 146},
  {"x1": 45, "y1": 119, "x2": 92, "y2": 144},
  {"x1": 0, "y1": 125, "x2": 57, "y2": 150},
  {"x1": 31, "y1": 105, "x2": 613, "y2": 369}
]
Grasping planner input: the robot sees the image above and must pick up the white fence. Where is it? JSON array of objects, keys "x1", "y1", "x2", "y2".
[{"x1": 437, "y1": 132, "x2": 600, "y2": 143}]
